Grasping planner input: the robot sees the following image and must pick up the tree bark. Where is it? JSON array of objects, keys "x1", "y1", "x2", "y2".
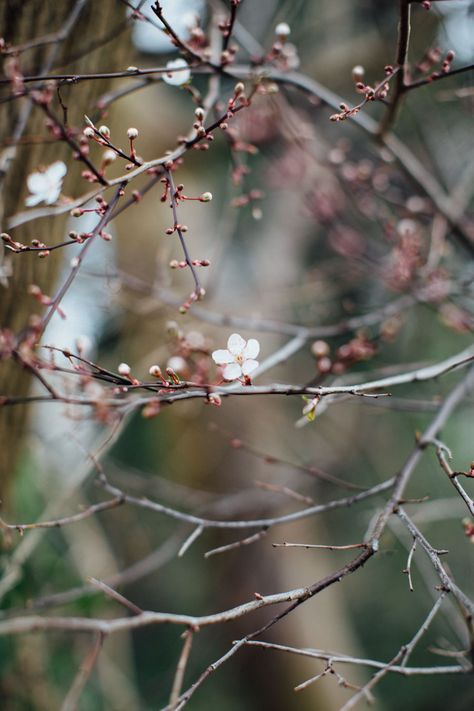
[{"x1": 0, "y1": 0, "x2": 128, "y2": 497}]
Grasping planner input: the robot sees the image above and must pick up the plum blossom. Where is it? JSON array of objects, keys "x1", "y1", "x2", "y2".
[
  {"x1": 163, "y1": 58, "x2": 191, "y2": 86},
  {"x1": 212, "y1": 333, "x2": 260, "y2": 381},
  {"x1": 25, "y1": 161, "x2": 67, "y2": 206}
]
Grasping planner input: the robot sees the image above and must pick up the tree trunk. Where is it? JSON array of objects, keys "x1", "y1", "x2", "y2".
[{"x1": 0, "y1": 0, "x2": 128, "y2": 496}]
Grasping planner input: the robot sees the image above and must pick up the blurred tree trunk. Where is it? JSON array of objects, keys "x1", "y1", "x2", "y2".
[{"x1": 0, "y1": 0, "x2": 128, "y2": 497}]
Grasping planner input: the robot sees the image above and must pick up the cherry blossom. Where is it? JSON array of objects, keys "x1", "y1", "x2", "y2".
[
  {"x1": 25, "y1": 161, "x2": 67, "y2": 207},
  {"x1": 212, "y1": 333, "x2": 260, "y2": 381},
  {"x1": 163, "y1": 58, "x2": 191, "y2": 86}
]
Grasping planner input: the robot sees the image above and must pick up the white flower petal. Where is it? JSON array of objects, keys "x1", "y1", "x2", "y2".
[
  {"x1": 241, "y1": 359, "x2": 259, "y2": 376},
  {"x1": 243, "y1": 338, "x2": 259, "y2": 359},
  {"x1": 27, "y1": 171, "x2": 48, "y2": 194},
  {"x1": 227, "y1": 333, "x2": 246, "y2": 356},
  {"x1": 46, "y1": 161, "x2": 67, "y2": 182},
  {"x1": 163, "y1": 58, "x2": 191, "y2": 86},
  {"x1": 212, "y1": 349, "x2": 234, "y2": 365},
  {"x1": 26, "y1": 161, "x2": 66, "y2": 206},
  {"x1": 222, "y1": 363, "x2": 242, "y2": 380},
  {"x1": 44, "y1": 184, "x2": 62, "y2": 205},
  {"x1": 25, "y1": 193, "x2": 43, "y2": 207}
]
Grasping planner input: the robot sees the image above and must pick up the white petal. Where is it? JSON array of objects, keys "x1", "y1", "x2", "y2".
[
  {"x1": 46, "y1": 161, "x2": 67, "y2": 181},
  {"x1": 163, "y1": 59, "x2": 191, "y2": 86},
  {"x1": 243, "y1": 338, "x2": 259, "y2": 359},
  {"x1": 43, "y1": 183, "x2": 62, "y2": 205},
  {"x1": 212, "y1": 349, "x2": 234, "y2": 365},
  {"x1": 227, "y1": 333, "x2": 246, "y2": 356},
  {"x1": 222, "y1": 363, "x2": 242, "y2": 380},
  {"x1": 241, "y1": 359, "x2": 259, "y2": 375},
  {"x1": 25, "y1": 192, "x2": 42, "y2": 207},
  {"x1": 27, "y1": 171, "x2": 48, "y2": 194}
]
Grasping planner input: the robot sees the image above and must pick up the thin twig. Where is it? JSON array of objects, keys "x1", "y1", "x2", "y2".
[
  {"x1": 60, "y1": 632, "x2": 105, "y2": 711},
  {"x1": 169, "y1": 629, "x2": 194, "y2": 710},
  {"x1": 204, "y1": 528, "x2": 268, "y2": 558},
  {"x1": 88, "y1": 578, "x2": 143, "y2": 615}
]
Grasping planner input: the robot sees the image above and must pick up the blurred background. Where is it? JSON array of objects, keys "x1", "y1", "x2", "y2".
[{"x1": 1, "y1": 1, "x2": 473, "y2": 709}]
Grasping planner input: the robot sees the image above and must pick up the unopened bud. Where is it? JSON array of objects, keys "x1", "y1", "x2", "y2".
[
  {"x1": 311, "y1": 340, "x2": 330, "y2": 359},
  {"x1": 351, "y1": 65, "x2": 365, "y2": 82},
  {"x1": 118, "y1": 362, "x2": 131, "y2": 376},
  {"x1": 275, "y1": 22, "x2": 291, "y2": 38},
  {"x1": 199, "y1": 192, "x2": 213, "y2": 202},
  {"x1": 83, "y1": 127, "x2": 95, "y2": 138},
  {"x1": 127, "y1": 127, "x2": 139, "y2": 139},
  {"x1": 98, "y1": 125, "x2": 110, "y2": 138},
  {"x1": 103, "y1": 149, "x2": 117, "y2": 164}
]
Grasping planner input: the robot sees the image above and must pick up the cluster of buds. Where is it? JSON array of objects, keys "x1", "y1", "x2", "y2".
[
  {"x1": 2, "y1": 232, "x2": 28, "y2": 253},
  {"x1": 353, "y1": 65, "x2": 393, "y2": 102},
  {"x1": 267, "y1": 23, "x2": 299, "y2": 70},
  {"x1": 230, "y1": 188, "x2": 264, "y2": 208},
  {"x1": 311, "y1": 335, "x2": 376, "y2": 376},
  {"x1": 29, "y1": 239, "x2": 50, "y2": 258},
  {"x1": 148, "y1": 358, "x2": 189, "y2": 387},
  {"x1": 27, "y1": 284, "x2": 65, "y2": 318},
  {"x1": 83, "y1": 117, "x2": 141, "y2": 170},
  {"x1": 441, "y1": 50, "x2": 455, "y2": 74},
  {"x1": 330, "y1": 102, "x2": 360, "y2": 123},
  {"x1": 179, "y1": 287, "x2": 206, "y2": 314},
  {"x1": 169, "y1": 259, "x2": 210, "y2": 269},
  {"x1": 331, "y1": 64, "x2": 396, "y2": 123},
  {"x1": 416, "y1": 48, "x2": 454, "y2": 80},
  {"x1": 68, "y1": 230, "x2": 90, "y2": 244},
  {"x1": 335, "y1": 335, "x2": 377, "y2": 367}
]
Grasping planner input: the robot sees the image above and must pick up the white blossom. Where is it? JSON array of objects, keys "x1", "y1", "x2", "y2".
[
  {"x1": 25, "y1": 161, "x2": 67, "y2": 207},
  {"x1": 163, "y1": 58, "x2": 191, "y2": 86},
  {"x1": 212, "y1": 333, "x2": 260, "y2": 381}
]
